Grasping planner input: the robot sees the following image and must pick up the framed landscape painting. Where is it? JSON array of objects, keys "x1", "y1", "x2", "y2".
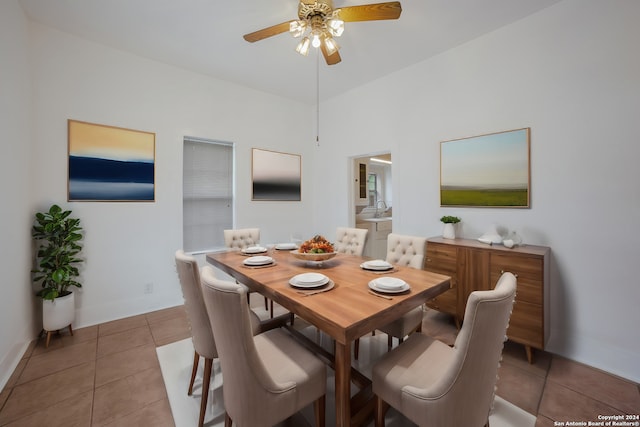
[
  {"x1": 252, "y1": 148, "x2": 301, "y2": 201},
  {"x1": 440, "y1": 128, "x2": 530, "y2": 208},
  {"x1": 68, "y1": 120, "x2": 155, "y2": 201}
]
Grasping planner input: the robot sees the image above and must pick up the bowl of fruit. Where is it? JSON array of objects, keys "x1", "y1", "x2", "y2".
[{"x1": 290, "y1": 235, "x2": 337, "y2": 262}]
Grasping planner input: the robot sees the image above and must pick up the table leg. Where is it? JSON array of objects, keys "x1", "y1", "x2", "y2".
[{"x1": 334, "y1": 340, "x2": 351, "y2": 427}]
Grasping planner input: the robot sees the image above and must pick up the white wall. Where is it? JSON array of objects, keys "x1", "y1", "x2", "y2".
[
  {"x1": 0, "y1": 0, "x2": 38, "y2": 389},
  {"x1": 27, "y1": 25, "x2": 316, "y2": 328},
  {"x1": 313, "y1": 0, "x2": 640, "y2": 382}
]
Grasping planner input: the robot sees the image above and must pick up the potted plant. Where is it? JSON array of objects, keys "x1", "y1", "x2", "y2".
[
  {"x1": 32, "y1": 204, "x2": 84, "y2": 345},
  {"x1": 440, "y1": 215, "x2": 461, "y2": 239}
]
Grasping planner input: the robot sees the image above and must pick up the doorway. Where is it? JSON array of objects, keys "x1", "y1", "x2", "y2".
[{"x1": 351, "y1": 152, "x2": 392, "y2": 259}]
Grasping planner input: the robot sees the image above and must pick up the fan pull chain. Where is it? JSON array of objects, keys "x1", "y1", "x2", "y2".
[{"x1": 316, "y1": 49, "x2": 320, "y2": 146}]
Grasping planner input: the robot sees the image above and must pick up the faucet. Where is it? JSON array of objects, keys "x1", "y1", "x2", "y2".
[{"x1": 374, "y1": 200, "x2": 387, "y2": 218}]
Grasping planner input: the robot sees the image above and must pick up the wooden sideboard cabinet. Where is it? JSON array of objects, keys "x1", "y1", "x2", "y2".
[{"x1": 424, "y1": 237, "x2": 550, "y2": 363}]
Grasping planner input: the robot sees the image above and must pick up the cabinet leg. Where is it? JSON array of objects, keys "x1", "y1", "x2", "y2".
[{"x1": 525, "y1": 345, "x2": 534, "y2": 364}]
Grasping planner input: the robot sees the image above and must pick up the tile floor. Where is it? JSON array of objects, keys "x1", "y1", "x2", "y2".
[{"x1": 1, "y1": 304, "x2": 638, "y2": 426}]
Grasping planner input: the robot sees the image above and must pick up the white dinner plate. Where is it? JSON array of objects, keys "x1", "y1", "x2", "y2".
[
  {"x1": 289, "y1": 273, "x2": 330, "y2": 288},
  {"x1": 275, "y1": 242, "x2": 298, "y2": 250},
  {"x1": 368, "y1": 277, "x2": 410, "y2": 293},
  {"x1": 243, "y1": 256, "x2": 273, "y2": 266},
  {"x1": 361, "y1": 260, "x2": 393, "y2": 271},
  {"x1": 374, "y1": 277, "x2": 407, "y2": 290},
  {"x1": 242, "y1": 246, "x2": 267, "y2": 254}
]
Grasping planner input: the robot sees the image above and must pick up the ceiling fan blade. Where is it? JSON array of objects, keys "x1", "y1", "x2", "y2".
[
  {"x1": 320, "y1": 44, "x2": 342, "y2": 65},
  {"x1": 243, "y1": 21, "x2": 292, "y2": 43},
  {"x1": 337, "y1": 1, "x2": 402, "y2": 22}
]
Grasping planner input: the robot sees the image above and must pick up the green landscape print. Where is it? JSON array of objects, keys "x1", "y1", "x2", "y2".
[{"x1": 440, "y1": 128, "x2": 530, "y2": 207}]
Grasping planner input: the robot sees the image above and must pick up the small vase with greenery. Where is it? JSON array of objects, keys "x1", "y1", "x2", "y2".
[
  {"x1": 32, "y1": 204, "x2": 84, "y2": 301},
  {"x1": 440, "y1": 215, "x2": 461, "y2": 224},
  {"x1": 440, "y1": 216, "x2": 460, "y2": 239}
]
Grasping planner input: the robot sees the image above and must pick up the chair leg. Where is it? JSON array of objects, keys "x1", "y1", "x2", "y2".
[
  {"x1": 387, "y1": 335, "x2": 393, "y2": 349},
  {"x1": 314, "y1": 395, "x2": 326, "y2": 427},
  {"x1": 270, "y1": 299, "x2": 274, "y2": 318},
  {"x1": 188, "y1": 351, "x2": 200, "y2": 395},
  {"x1": 68, "y1": 324, "x2": 74, "y2": 336},
  {"x1": 224, "y1": 412, "x2": 233, "y2": 427},
  {"x1": 198, "y1": 358, "x2": 213, "y2": 427},
  {"x1": 374, "y1": 395, "x2": 388, "y2": 427},
  {"x1": 264, "y1": 296, "x2": 269, "y2": 310}
]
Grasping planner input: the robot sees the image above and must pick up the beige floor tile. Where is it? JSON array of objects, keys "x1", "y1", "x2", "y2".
[
  {"x1": 98, "y1": 314, "x2": 148, "y2": 337},
  {"x1": 4, "y1": 390, "x2": 93, "y2": 427},
  {"x1": 547, "y1": 356, "x2": 640, "y2": 414},
  {"x1": 31, "y1": 332, "x2": 65, "y2": 355},
  {"x1": 3, "y1": 358, "x2": 27, "y2": 389},
  {"x1": 17, "y1": 340, "x2": 97, "y2": 385},
  {"x1": 538, "y1": 381, "x2": 626, "y2": 422},
  {"x1": 92, "y1": 367, "x2": 168, "y2": 426},
  {"x1": 0, "y1": 361, "x2": 95, "y2": 425},
  {"x1": 148, "y1": 315, "x2": 192, "y2": 347},
  {"x1": 145, "y1": 305, "x2": 186, "y2": 325},
  {"x1": 102, "y1": 398, "x2": 175, "y2": 427},
  {"x1": 97, "y1": 325, "x2": 154, "y2": 358},
  {"x1": 95, "y1": 344, "x2": 159, "y2": 388},
  {"x1": 61, "y1": 325, "x2": 99, "y2": 346},
  {"x1": 496, "y1": 360, "x2": 546, "y2": 415},
  {"x1": 501, "y1": 340, "x2": 552, "y2": 376},
  {"x1": 32, "y1": 325, "x2": 97, "y2": 355},
  {"x1": 535, "y1": 415, "x2": 556, "y2": 427}
]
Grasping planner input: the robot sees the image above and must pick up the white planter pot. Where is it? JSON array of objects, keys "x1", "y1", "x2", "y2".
[
  {"x1": 43, "y1": 291, "x2": 75, "y2": 332},
  {"x1": 442, "y1": 223, "x2": 456, "y2": 239}
]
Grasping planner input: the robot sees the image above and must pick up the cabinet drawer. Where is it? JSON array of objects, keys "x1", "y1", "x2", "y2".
[
  {"x1": 491, "y1": 271, "x2": 541, "y2": 305},
  {"x1": 491, "y1": 253, "x2": 543, "y2": 281},
  {"x1": 507, "y1": 300, "x2": 544, "y2": 349},
  {"x1": 425, "y1": 244, "x2": 457, "y2": 274}
]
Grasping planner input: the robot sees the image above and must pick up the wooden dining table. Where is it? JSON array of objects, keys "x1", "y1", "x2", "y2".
[{"x1": 206, "y1": 249, "x2": 451, "y2": 427}]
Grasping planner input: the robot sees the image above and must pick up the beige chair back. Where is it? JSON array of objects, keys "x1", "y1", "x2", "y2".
[
  {"x1": 335, "y1": 227, "x2": 368, "y2": 256},
  {"x1": 174, "y1": 250, "x2": 217, "y2": 359},
  {"x1": 397, "y1": 272, "x2": 517, "y2": 426},
  {"x1": 223, "y1": 228, "x2": 260, "y2": 250},
  {"x1": 201, "y1": 267, "x2": 326, "y2": 426},
  {"x1": 385, "y1": 233, "x2": 427, "y2": 268}
]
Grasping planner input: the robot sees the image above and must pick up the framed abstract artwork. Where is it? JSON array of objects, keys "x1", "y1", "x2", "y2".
[
  {"x1": 68, "y1": 120, "x2": 155, "y2": 202},
  {"x1": 251, "y1": 148, "x2": 301, "y2": 201},
  {"x1": 440, "y1": 128, "x2": 530, "y2": 208}
]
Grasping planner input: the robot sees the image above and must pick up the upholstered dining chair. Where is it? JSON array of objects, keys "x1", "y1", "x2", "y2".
[
  {"x1": 174, "y1": 251, "x2": 287, "y2": 427},
  {"x1": 371, "y1": 272, "x2": 517, "y2": 427},
  {"x1": 200, "y1": 267, "x2": 327, "y2": 427},
  {"x1": 335, "y1": 227, "x2": 369, "y2": 256},
  {"x1": 223, "y1": 228, "x2": 274, "y2": 317},
  {"x1": 354, "y1": 233, "x2": 427, "y2": 359}
]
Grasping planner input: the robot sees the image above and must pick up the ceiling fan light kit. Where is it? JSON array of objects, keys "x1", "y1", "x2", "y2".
[{"x1": 243, "y1": 0, "x2": 402, "y2": 65}]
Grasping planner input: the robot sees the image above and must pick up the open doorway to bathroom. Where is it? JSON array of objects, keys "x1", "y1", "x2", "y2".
[{"x1": 350, "y1": 152, "x2": 392, "y2": 259}]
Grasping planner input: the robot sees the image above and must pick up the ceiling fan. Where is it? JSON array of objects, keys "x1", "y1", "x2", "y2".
[{"x1": 243, "y1": 1, "x2": 402, "y2": 65}]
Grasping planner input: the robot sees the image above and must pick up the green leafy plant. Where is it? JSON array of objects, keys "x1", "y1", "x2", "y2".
[
  {"x1": 440, "y1": 215, "x2": 461, "y2": 224},
  {"x1": 32, "y1": 204, "x2": 84, "y2": 301}
]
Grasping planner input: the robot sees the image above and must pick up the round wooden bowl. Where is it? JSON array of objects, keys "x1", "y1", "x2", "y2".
[{"x1": 290, "y1": 251, "x2": 337, "y2": 262}]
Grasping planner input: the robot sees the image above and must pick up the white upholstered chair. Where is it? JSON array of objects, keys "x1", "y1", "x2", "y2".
[
  {"x1": 174, "y1": 251, "x2": 287, "y2": 427},
  {"x1": 334, "y1": 227, "x2": 368, "y2": 256},
  {"x1": 354, "y1": 233, "x2": 428, "y2": 359},
  {"x1": 372, "y1": 272, "x2": 517, "y2": 427},
  {"x1": 201, "y1": 267, "x2": 327, "y2": 427},
  {"x1": 223, "y1": 228, "x2": 273, "y2": 317}
]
